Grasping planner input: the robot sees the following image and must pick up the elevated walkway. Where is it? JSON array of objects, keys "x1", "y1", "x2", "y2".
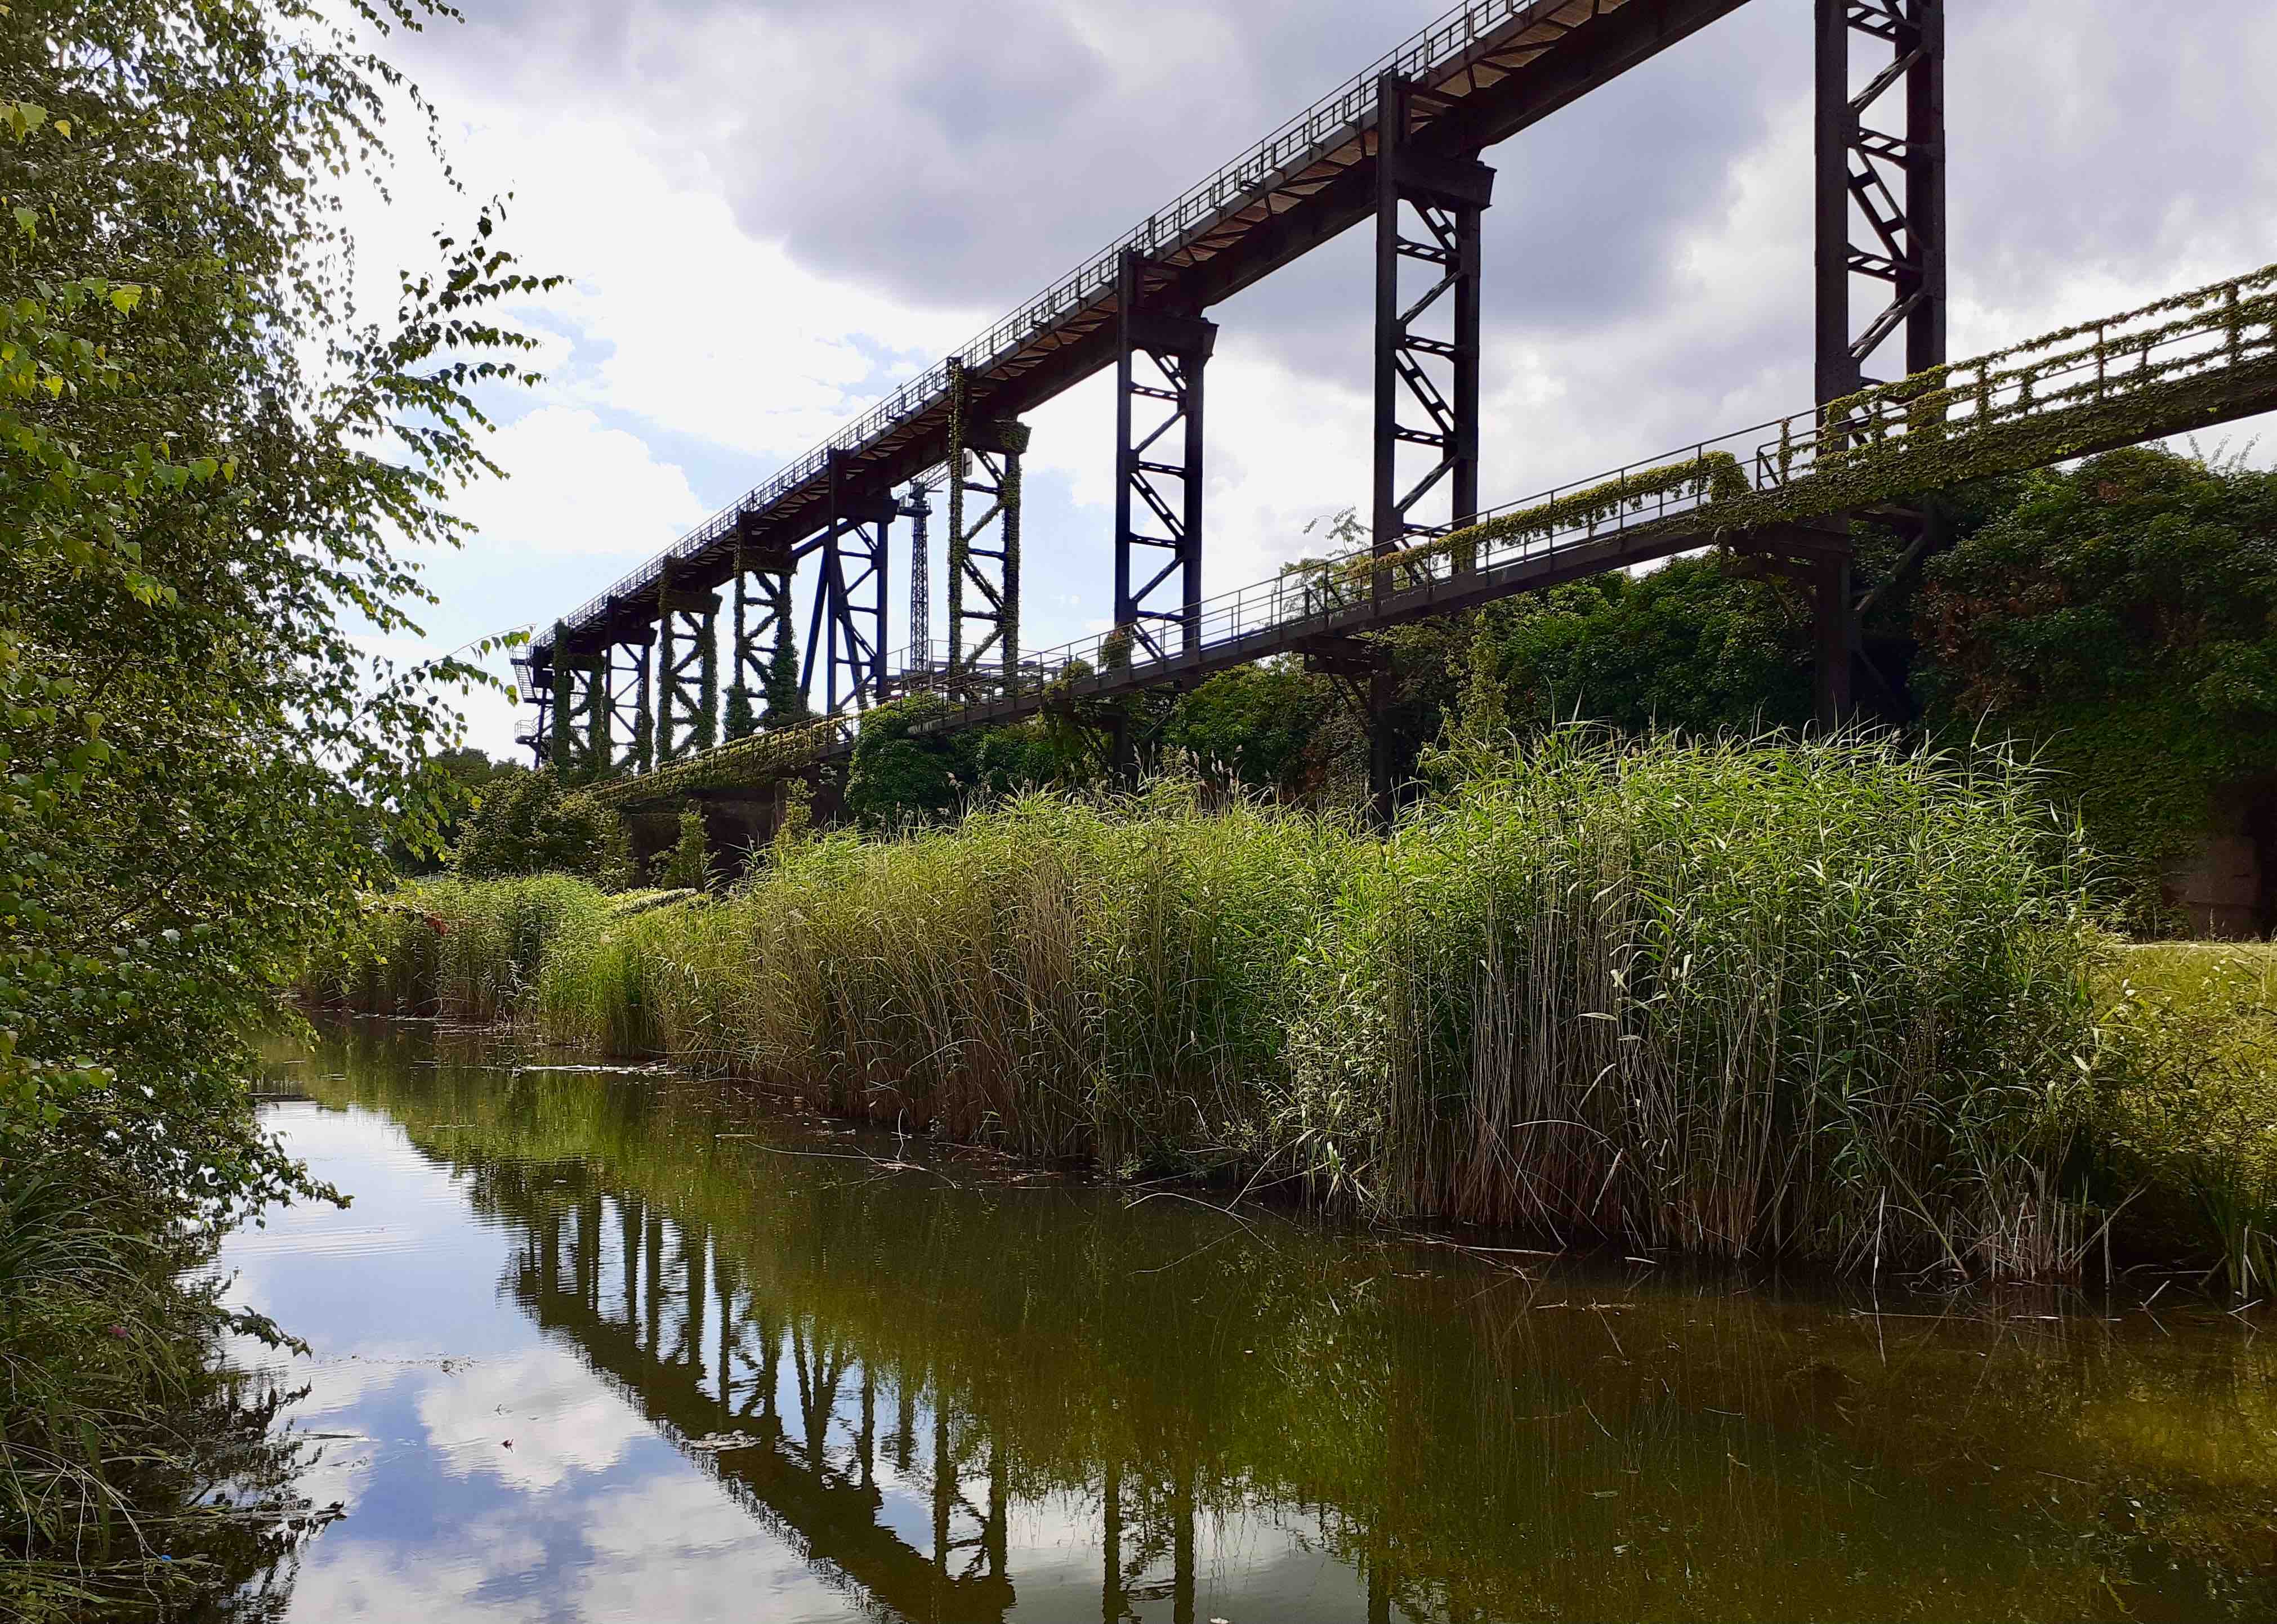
[{"x1": 585, "y1": 261, "x2": 2277, "y2": 811}]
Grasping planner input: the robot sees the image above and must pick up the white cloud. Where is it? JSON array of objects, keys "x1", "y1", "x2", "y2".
[{"x1": 452, "y1": 406, "x2": 708, "y2": 562}]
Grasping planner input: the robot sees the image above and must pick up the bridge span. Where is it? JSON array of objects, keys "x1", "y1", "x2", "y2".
[{"x1": 514, "y1": 0, "x2": 2267, "y2": 819}]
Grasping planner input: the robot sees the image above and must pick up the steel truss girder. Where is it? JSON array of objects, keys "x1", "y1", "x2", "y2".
[
  {"x1": 1372, "y1": 73, "x2": 1493, "y2": 572},
  {"x1": 945, "y1": 356, "x2": 1026, "y2": 692},
  {"x1": 807, "y1": 450, "x2": 895, "y2": 714},
  {"x1": 1816, "y1": 0, "x2": 1946, "y2": 406},
  {"x1": 1114, "y1": 249, "x2": 1216, "y2": 663},
  {"x1": 654, "y1": 581, "x2": 715, "y2": 766}
]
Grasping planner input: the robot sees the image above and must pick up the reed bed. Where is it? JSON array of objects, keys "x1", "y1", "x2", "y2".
[
  {"x1": 2092, "y1": 943, "x2": 2277, "y2": 1292},
  {"x1": 341, "y1": 733, "x2": 2106, "y2": 1272}
]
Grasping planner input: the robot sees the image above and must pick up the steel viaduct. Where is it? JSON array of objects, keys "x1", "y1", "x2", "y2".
[{"x1": 515, "y1": 0, "x2": 2277, "y2": 825}]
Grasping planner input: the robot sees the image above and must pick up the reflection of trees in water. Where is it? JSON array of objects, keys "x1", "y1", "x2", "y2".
[{"x1": 315, "y1": 1023, "x2": 2277, "y2": 1624}]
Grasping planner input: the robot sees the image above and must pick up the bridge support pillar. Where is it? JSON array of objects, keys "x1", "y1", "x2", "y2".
[
  {"x1": 1301, "y1": 631, "x2": 1401, "y2": 824},
  {"x1": 727, "y1": 513, "x2": 794, "y2": 740},
  {"x1": 946, "y1": 356, "x2": 1029, "y2": 696},
  {"x1": 609, "y1": 633, "x2": 655, "y2": 775},
  {"x1": 1810, "y1": 549, "x2": 1854, "y2": 731},
  {"x1": 516, "y1": 646, "x2": 555, "y2": 768},
  {"x1": 1815, "y1": 0, "x2": 1946, "y2": 724},
  {"x1": 1815, "y1": 0, "x2": 1946, "y2": 405},
  {"x1": 1372, "y1": 73, "x2": 1494, "y2": 567},
  {"x1": 809, "y1": 449, "x2": 896, "y2": 713},
  {"x1": 550, "y1": 641, "x2": 606, "y2": 780},
  {"x1": 903, "y1": 482, "x2": 932, "y2": 685},
  {"x1": 1114, "y1": 249, "x2": 1216, "y2": 662},
  {"x1": 654, "y1": 571, "x2": 716, "y2": 764}
]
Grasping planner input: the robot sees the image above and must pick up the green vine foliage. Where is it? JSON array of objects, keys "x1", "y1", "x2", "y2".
[
  {"x1": 1459, "y1": 555, "x2": 1818, "y2": 741},
  {"x1": 452, "y1": 768, "x2": 630, "y2": 887},
  {"x1": 1914, "y1": 445, "x2": 2277, "y2": 905}
]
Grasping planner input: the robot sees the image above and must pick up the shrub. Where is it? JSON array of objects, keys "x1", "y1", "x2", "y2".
[{"x1": 450, "y1": 768, "x2": 630, "y2": 887}]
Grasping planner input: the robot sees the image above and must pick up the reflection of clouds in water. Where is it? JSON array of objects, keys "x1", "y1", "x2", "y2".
[
  {"x1": 571, "y1": 1473, "x2": 847, "y2": 1622},
  {"x1": 413, "y1": 1345, "x2": 655, "y2": 1494},
  {"x1": 271, "y1": 1536, "x2": 550, "y2": 1624},
  {"x1": 282, "y1": 1466, "x2": 847, "y2": 1624}
]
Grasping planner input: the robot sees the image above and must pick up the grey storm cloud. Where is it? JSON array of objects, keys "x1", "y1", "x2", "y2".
[{"x1": 413, "y1": 0, "x2": 2276, "y2": 448}]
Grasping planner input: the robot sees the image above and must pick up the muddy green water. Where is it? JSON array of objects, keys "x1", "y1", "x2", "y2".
[{"x1": 218, "y1": 1019, "x2": 2276, "y2": 1622}]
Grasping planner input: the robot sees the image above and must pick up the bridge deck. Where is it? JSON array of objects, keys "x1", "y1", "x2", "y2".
[
  {"x1": 585, "y1": 262, "x2": 2277, "y2": 811},
  {"x1": 535, "y1": 0, "x2": 1752, "y2": 658}
]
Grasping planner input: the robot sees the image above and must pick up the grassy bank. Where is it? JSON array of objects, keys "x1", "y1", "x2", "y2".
[{"x1": 320, "y1": 733, "x2": 2124, "y2": 1276}]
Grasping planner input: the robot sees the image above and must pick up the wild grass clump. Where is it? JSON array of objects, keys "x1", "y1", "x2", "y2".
[
  {"x1": 331, "y1": 733, "x2": 2107, "y2": 1272},
  {"x1": 1283, "y1": 731, "x2": 2097, "y2": 1273},
  {"x1": 314, "y1": 874, "x2": 613, "y2": 1019},
  {"x1": 2093, "y1": 943, "x2": 2277, "y2": 1294}
]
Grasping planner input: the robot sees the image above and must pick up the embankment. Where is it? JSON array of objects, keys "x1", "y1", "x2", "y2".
[{"x1": 314, "y1": 733, "x2": 2169, "y2": 1276}]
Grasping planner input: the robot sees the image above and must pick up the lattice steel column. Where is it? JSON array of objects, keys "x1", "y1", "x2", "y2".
[
  {"x1": 725, "y1": 512, "x2": 793, "y2": 740},
  {"x1": 946, "y1": 356, "x2": 1028, "y2": 694},
  {"x1": 1113, "y1": 250, "x2": 1216, "y2": 662},
  {"x1": 549, "y1": 639, "x2": 606, "y2": 780},
  {"x1": 654, "y1": 567, "x2": 717, "y2": 764},
  {"x1": 806, "y1": 450, "x2": 896, "y2": 713},
  {"x1": 605, "y1": 634, "x2": 654, "y2": 775},
  {"x1": 516, "y1": 648, "x2": 554, "y2": 768},
  {"x1": 1812, "y1": 0, "x2": 1946, "y2": 726},
  {"x1": 1372, "y1": 72, "x2": 1494, "y2": 568},
  {"x1": 902, "y1": 482, "x2": 932, "y2": 683},
  {"x1": 1816, "y1": 0, "x2": 1946, "y2": 405}
]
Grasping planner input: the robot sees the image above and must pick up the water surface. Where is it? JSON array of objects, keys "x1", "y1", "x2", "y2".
[{"x1": 220, "y1": 1020, "x2": 2277, "y2": 1621}]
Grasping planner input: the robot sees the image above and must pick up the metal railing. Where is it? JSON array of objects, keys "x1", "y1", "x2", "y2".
[{"x1": 535, "y1": 0, "x2": 1588, "y2": 657}]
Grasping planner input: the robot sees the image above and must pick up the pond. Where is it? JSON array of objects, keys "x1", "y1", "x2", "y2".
[{"x1": 215, "y1": 1019, "x2": 2277, "y2": 1622}]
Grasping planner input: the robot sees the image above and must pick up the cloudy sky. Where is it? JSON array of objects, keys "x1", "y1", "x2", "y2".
[{"x1": 342, "y1": 0, "x2": 2277, "y2": 758}]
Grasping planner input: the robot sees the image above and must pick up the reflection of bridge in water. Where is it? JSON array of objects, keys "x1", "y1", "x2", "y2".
[{"x1": 492, "y1": 1162, "x2": 1242, "y2": 1624}]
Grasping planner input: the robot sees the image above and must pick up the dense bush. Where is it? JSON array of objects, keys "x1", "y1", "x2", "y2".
[
  {"x1": 1916, "y1": 446, "x2": 2277, "y2": 894},
  {"x1": 450, "y1": 767, "x2": 629, "y2": 886},
  {"x1": 2092, "y1": 943, "x2": 2277, "y2": 1291}
]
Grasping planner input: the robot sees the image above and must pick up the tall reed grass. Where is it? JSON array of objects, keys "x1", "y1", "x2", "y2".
[
  {"x1": 311, "y1": 874, "x2": 614, "y2": 1021},
  {"x1": 2092, "y1": 943, "x2": 2277, "y2": 1293},
  {"x1": 337, "y1": 733, "x2": 2105, "y2": 1272}
]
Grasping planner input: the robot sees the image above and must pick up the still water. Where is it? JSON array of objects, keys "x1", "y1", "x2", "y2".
[{"x1": 219, "y1": 1019, "x2": 2277, "y2": 1622}]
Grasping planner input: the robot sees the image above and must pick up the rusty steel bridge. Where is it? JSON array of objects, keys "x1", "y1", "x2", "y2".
[{"x1": 517, "y1": 0, "x2": 2277, "y2": 818}]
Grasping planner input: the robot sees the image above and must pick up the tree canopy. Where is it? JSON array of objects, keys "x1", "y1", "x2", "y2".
[
  {"x1": 1916, "y1": 445, "x2": 2277, "y2": 875},
  {"x1": 2, "y1": 0, "x2": 551, "y2": 1223}
]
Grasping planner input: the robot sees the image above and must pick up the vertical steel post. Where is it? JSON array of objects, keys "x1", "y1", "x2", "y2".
[
  {"x1": 1368, "y1": 72, "x2": 1493, "y2": 817},
  {"x1": 1113, "y1": 249, "x2": 1216, "y2": 661},
  {"x1": 904, "y1": 482, "x2": 932, "y2": 681},
  {"x1": 1812, "y1": 0, "x2": 1947, "y2": 726},
  {"x1": 1372, "y1": 73, "x2": 1407, "y2": 566},
  {"x1": 946, "y1": 356, "x2": 1028, "y2": 693}
]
